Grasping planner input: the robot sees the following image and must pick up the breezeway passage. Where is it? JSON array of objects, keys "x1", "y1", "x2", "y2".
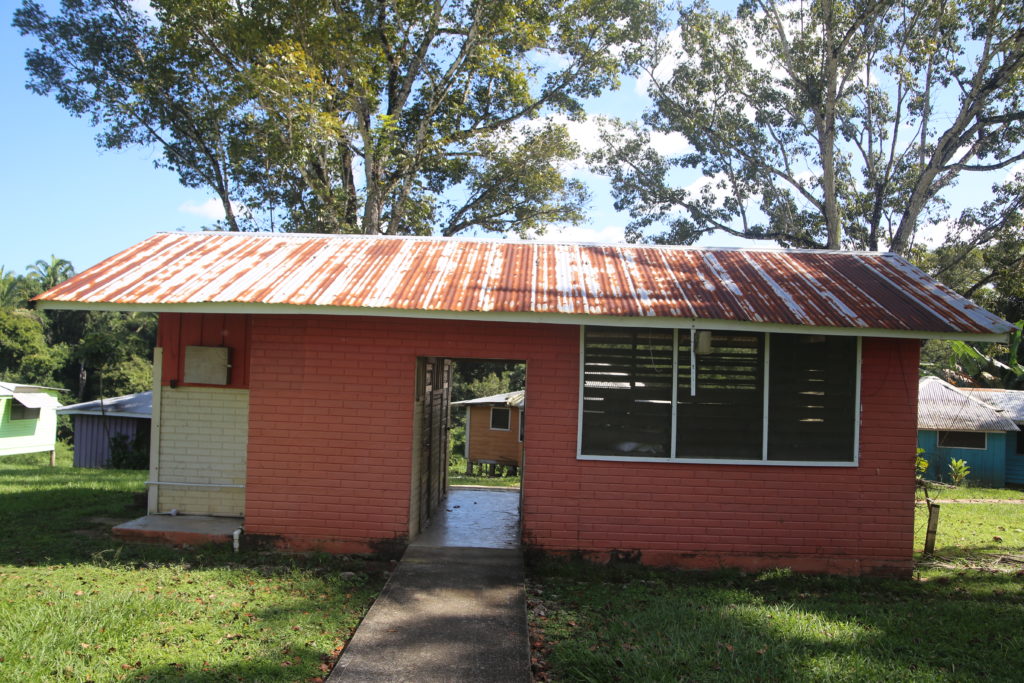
[
  {"x1": 330, "y1": 487, "x2": 529, "y2": 682},
  {"x1": 412, "y1": 486, "x2": 521, "y2": 550}
]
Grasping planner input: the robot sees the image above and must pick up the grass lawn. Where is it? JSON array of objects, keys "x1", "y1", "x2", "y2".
[
  {"x1": 915, "y1": 482, "x2": 1024, "y2": 501},
  {"x1": 529, "y1": 500, "x2": 1024, "y2": 681},
  {"x1": 0, "y1": 450, "x2": 386, "y2": 682},
  {"x1": 448, "y1": 460, "x2": 521, "y2": 488}
]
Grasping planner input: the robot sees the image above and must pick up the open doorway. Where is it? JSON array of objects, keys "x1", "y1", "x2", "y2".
[{"x1": 410, "y1": 358, "x2": 526, "y2": 549}]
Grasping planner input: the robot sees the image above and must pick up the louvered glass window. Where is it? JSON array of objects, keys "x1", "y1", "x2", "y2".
[
  {"x1": 580, "y1": 327, "x2": 859, "y2": 463},
  {"x1": 677, "y1": 331, "x2": 764, "y2": 460},
  {"x1": 581, "y1": 327, "x2": 674, "y2": 457}
]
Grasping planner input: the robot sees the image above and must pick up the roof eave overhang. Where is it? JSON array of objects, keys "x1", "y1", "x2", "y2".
[
  {"x1": 35, "y1": 300, "x2": 1014, "y2": 343},
  {"x1": 56, "y1": 409, "x2": 151, "y2": 418}
]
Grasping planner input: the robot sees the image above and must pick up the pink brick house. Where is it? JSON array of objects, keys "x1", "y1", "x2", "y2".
[{"x1": 36, "y1": 233, "x2": 1014, "y2": 575}]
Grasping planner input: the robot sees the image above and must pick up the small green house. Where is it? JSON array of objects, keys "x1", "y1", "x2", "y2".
[
  {"x1": 917, "y1": 377, "x2": 1020, "y2": 487},
  {"x1": 0, "y1": 382, "x2": 62, "y2": 459}
]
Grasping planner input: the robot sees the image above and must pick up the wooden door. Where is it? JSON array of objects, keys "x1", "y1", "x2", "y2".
[{"x1": 419, "y1": 358, "x2": 452, "y2": 532}]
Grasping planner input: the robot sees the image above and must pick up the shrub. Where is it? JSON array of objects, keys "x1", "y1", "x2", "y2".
[
  {"x1": 949, "y1": 458, "x2": 971, "y2": 486},
  {"x1": 915, "y1": 448, "x2": 929, "y2": 477},
  {"x1": 108, "y1": 432, "x2": 149, "y2": 470}
]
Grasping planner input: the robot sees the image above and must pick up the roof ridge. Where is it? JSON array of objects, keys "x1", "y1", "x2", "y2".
[{"x1": 156, "y1": 231, "x2": 893, "y2": 257}]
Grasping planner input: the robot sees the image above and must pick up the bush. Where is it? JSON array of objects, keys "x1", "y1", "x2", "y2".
[
  {"x1": 949, "y1": 458, "x2": 971, "y2": 486},
  {"x1": 108, "y1": 432, "x2": 149, "y2": 470}
]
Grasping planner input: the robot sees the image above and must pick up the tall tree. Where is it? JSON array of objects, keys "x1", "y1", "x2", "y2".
[
  {"x1": 25, "y1": 255, "x2": 75, "y2": 293},
  {"x1": 595, "y1": 0, "x2": 1024, "y2": 252},
  {"x1": 16, "y1": 0, "x2": 657, "y2": 236}
]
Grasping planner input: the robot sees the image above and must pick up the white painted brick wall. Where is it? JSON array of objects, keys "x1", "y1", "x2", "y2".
[{"x1": 156, "y1": 386, "x2": 249, "y2": 516}]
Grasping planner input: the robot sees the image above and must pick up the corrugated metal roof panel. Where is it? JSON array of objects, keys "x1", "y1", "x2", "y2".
[
  {"x1": 451, "y1": 391, "x2": 525, "y2": 408},
  {"x1": 965, "y1": 388, "x2": 1024, "y2": 424},
  {"x1": 35, "y1": 232, "x2": 1015, "y2": 337},
  {"x1": 918, "y1": 377, "x2": 1020, "y2": 432},
  {"x1": 57, "y1": 392, "x2": 152, "y2": 418}
]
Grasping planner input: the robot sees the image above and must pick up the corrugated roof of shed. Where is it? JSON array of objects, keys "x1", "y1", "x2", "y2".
[
  {"x1": 451, "y1": 391, "x2": 525, "y2": 408},
  {"x1": 57, "y1": 392, "x2": 152, "y2": 419},
  {"x1": 34, "y1": 232, "x2": 1014, "y2": 339},
  {"x1": 965, "y1": 388, "x2": 1024, "y2": 424},
  {"x1": 918, "y1": 377, "x2": 1019, "y2": 432}
]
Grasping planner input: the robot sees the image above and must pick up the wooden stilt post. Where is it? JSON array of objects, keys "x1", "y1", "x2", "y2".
[
  {"x1": 49, "y1": 449, "x2": 56, "y2": 467},
  {"x1": 924, "y1": 501, "x2": 940, "y2": 556}
]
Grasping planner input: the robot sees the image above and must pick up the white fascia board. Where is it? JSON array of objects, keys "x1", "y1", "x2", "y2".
[{"x1": 34, "y1": 300, "x2": 1012, "y2": 343}]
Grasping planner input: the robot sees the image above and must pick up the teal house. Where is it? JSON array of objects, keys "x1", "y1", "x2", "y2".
[
  {"x1": 965, "y1": 388, "x2": 1024, "y2": 486},
  {"x1": 0, "y1": 382, "x2": 62, "y2": 460},
  {"x1": 917, "y1": 377, "x2": 1020, "y2": 487}
]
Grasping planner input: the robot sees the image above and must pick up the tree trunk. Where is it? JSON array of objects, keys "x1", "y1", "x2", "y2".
[{"x1": 818, "y1": 2, "x2": 842, "y2": 250}]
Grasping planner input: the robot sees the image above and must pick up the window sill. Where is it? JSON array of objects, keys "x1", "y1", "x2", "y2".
[{"x1": 577, "y1": 454, "x2": 858, "y2": 467}]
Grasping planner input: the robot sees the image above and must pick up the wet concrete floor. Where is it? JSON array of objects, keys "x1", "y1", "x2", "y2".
[{"x1": 411, "y1": 486, "x2": 521, "y2": 549}]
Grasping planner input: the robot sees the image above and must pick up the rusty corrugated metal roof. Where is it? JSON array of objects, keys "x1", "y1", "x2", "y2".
[
  {"x1": 918, "y1": 377, "x2": 1020, "y2": 432},
  {"x1": 34, "y1": 232, "x2": 1014, "y2": 338}
]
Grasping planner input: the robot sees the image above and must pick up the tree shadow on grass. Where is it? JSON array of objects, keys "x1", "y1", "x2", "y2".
[{"x1": 529, "y1": 558, "x2": 1024, "y2": 682}]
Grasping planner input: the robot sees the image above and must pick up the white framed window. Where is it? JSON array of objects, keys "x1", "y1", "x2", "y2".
[
  {"x1": 10, "y1": 403, "x2": 40, "y2": 421},
  {"x1": 490, "y1": 407, "x2": 511, "y2": 430},
  {"x1": 578, "y1": 326, "x2": 861, "y2": 466},
  {"x1": 937, "y1": 431, "x2": 987, "y2": 450}
]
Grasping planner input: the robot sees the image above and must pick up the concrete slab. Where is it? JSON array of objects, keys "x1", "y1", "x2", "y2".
[
  {"x1": 329, "y1": 546, "x2": 529, "y2": 682},
  {"x1": 112, "y1": 514, "x2": 243, "y2": 546},
  {"x1": 412, "y1": 487, "x2": 521, "y2": 550}
]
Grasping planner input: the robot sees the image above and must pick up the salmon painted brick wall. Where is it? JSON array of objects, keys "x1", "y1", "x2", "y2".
[
  {"x1": 243, "y1": 315, "x2": 579, "y2": 555},
  {"x1": 188, "y1": 311, "x2": 915, "y2": 575},
  {"x1": 525, "y1": 336, "x2": 919, "y2": 577}
]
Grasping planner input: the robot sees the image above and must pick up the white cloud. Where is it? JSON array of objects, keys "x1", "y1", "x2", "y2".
[
  {"x1": 649, "y1": 130, "x2": 692, "y2": 156},
  {"x1": 178, "y1": 198, "x2": 227, "y2": 220},
  {"x1": 128, "y1": 0, "x2": 159, "y2": 23},
  {"x1": 914, "y1": 220, "x2": 951, "y2": 249},
  {"x1": 1004, "y1": 160, "x2": 1024, "y2": 183},
  {"x1": 530, "y1": 224, "x2": 627, "y2": 244}
]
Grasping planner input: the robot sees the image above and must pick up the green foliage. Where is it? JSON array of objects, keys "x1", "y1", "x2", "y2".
[
  {"x1": 595, "y1": 0, "x2": 1024, "y2": 254},
  {"x1": 15, "y1": 0, "x2": 659, "y2": 236},
  {"x1": 948, "y1": 458, "x2": 971, "y2": 487},
  {"x1": 449, "y1": 422, "x2": 466, "y2": 460},
  {"x1": 107, "y1": 432, "x2": 149, "y2": 470},
  {"x1": 915, "y1": 449, "x2": 929, "y2": 477},
  {"x1": 0, "y1": 307, "x2": 64, "y2": 386},
  {"x1": 0, "y1": 258, "x2": 155, "y2": 402},
  {"x1": 920, "y1": 322, "x2": 1024, "y2": 389}
]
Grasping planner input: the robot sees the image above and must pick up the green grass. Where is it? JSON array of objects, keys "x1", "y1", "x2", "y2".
[
  {"x1": 530, "y1": 501, "x2": 1024, "y2": 682},
  {"x1": 915, "y1": 483, "x2": 1024, "y2": 500},
  {"x1": 915, "y1": 501, "x2": 1024, "y2": 561},
  {"x1": 0, "y1": 451, "x2": 386, "y2": 682},
  {"x1": 448, "y1": 460, "x2": 521, "y2": 488}
]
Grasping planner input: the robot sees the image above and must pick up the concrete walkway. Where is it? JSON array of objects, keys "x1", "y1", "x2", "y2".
[{"x1": 328, "y1": 488, "x2": 529, "y2": 682}]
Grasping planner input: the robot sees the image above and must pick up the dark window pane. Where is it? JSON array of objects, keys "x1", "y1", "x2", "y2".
[
  {"x1": 582, "y1": 327, "x2": 673, "y2": 457},
  {"x1": 490, "y1": 407, "x2": 510, "y2": 430},
  {"x1": 677, "y1": 331, "x2": 764, "y2": 460},
  {"x1": 938, "y1": 430, "x2": 986, "y2": 449},
  {"x1": 10, "y1": 404, "x2": 40, "y2": 420},
  {"x1": 768, "y1": 335, "x2": 857, "y2": 462}
]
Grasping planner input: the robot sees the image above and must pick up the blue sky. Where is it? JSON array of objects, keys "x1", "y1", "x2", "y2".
[{"x1": 2, "y1": 9, "x2": 227, "y2": 275}]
